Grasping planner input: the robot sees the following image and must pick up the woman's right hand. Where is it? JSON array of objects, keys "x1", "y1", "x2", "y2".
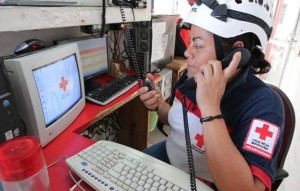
[{"x1": 137, "y1": 73, "x2": 163, "y2": 111}]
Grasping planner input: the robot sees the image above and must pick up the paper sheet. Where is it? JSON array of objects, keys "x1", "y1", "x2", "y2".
[{"x1": 151, "y1": 21, "x2": 168, "y2": 62}]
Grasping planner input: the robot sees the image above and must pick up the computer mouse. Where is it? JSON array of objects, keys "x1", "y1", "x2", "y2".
[{"x1": 14, "y1": 39, "x2": 46, "y2": 54}]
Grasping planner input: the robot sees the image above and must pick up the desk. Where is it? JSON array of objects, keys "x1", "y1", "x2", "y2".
[{"x1": 43, "y1": 74, "x2": 160, "y2": 190}]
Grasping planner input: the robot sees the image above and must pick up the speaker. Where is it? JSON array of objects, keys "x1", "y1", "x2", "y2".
[
  {"x1": 135, "y1": 21, "x2": 151, "y2": 53},
  {"x1": 134, "y1": 21, "x2": 151, "y2": 74}
]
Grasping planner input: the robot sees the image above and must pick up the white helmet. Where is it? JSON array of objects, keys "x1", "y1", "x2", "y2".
[{"x1": 183, "y1": 0, "x2": 274, "y2": 51}]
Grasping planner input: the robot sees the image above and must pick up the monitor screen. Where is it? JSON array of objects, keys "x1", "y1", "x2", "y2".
[
  {"x1": 78, "y1": 37, "x2": 109, "y2": 79},
  {"x1": 4, "y1": 43, "x2": 85, "y2": 147},
  {"x1": 32, "y1": 54, "x2": 81, "y2": 127},
  {"x1": 55, "y1": 36, "x2": 109, "y2": 79}
]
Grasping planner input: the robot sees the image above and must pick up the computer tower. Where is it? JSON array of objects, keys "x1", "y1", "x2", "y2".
[{"x1": 0, "y1": 57, "x2": 25, "y2": 143}]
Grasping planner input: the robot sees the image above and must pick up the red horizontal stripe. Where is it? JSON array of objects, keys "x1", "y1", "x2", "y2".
[{"x1": 80, "y1": 46, "x2": 106, "y2": 55}]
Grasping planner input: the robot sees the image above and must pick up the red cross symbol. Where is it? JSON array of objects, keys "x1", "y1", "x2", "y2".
[
  {"x1": 255, "y1": 124, "x2": 273, "y2": 140},
  {"x1": 59, "y1": 77, "x2": 68, "y2": 91},
  {"x1": 195, "y1": 133, "x2": 204, "y2": 148}
]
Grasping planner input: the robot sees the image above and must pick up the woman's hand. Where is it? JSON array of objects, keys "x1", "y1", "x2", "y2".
[
  {"x1": 194, "y1": 52, "x2": 241, "y2": 115},
  {"x1": 137, "y1": 73, "x2": 163, "y2": 111}
]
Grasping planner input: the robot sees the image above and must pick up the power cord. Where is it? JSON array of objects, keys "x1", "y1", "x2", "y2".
[
  {"x1": 81, "y1": 112, "x2": 120, "y2": 141},
  {"x1": 47, "y1": 156, "x2": 68, "y2": 169},
  {"x1": 100, "y1": 0, "x2": 106, "y2": 38},
  {"x1": 47, "y1": 156, "x2": 85, "y2": 191},
  {"x1": 69, "y1": 179, "x2": 83, "y2": 191},
  {"x1": 46, "y1": 156, "x2": 87, "y2": 190},
  {"x1": 46, "y1": 156, "x2": 86, "y2": 190},
  {"x1": 68, "y1": 169, "x2": 85, "y2": 191}
]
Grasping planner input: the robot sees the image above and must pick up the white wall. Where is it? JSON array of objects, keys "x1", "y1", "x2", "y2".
[
  {"x1": 264, "y1": 0, "x2": 300, "y2": 190},
  {"x1": 152, "y1": 0, "x2": 191, "y2": 18},
  {"x1": 152, "y1": 0, "x2": 177, "y2": 14}
]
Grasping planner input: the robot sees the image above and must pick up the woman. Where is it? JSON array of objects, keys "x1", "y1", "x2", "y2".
[{"x1": 138, "y1": 0, "x2": 284, "y2": 190}]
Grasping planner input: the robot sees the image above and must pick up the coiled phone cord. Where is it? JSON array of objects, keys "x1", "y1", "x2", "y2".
[
  {"x1": 118, "y1": 1, "x2": 144, "y2": 87},
  {"x1": 181, "y1": 94, "x2": 197, "y2": 191}
]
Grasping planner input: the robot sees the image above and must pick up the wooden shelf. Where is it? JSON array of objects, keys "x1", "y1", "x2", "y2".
[
  {"x1": 0, "y1": 4, "x2": 151, "y2": 32},
  {"x1": 166, "y1": 57, "x2": 187, "y2": 90}
]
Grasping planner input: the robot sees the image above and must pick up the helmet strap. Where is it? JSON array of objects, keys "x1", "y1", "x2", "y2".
[{"x1": 213, "y1": 34, "x2": 225, "y2": 61}]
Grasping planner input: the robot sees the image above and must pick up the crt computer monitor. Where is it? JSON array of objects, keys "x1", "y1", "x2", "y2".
[{"x1": 4, "y1": 43, "x2": 85, "y2": 147}]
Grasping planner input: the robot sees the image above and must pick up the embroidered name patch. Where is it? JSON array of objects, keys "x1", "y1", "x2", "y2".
[{"x1": 243, "y1": 119, "x2": 280, "y2": 159}]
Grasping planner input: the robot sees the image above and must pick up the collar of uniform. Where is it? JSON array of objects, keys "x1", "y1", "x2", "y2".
[{"x1": 223, "y1": 66, "x2": 251, "y2": 99}]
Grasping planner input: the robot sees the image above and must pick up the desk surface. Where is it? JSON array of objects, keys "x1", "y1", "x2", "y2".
[{"x1": 42, "y1": 74, "x2": 159, "y2": 190}]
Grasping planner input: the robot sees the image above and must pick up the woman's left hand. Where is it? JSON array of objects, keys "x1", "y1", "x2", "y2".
[{"x1": 194, "y1": 52, "x2": 241, "y2": 115}]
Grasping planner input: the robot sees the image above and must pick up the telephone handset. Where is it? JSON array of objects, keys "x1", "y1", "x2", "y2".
[
  {"x1": 184, "y1": 47, "x2": 251, "y2": 89},
  {"x1": 143, "y1": 77, "x2": 154, "y2": 91}
]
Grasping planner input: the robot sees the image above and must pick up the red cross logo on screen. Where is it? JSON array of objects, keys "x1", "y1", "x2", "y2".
[
  {"x1": 59, "y1": 76, "x2": 68, "y2": 92},
  {"x1": 255, "y1": 124, "x2": 273, "y2": 140},
  {"x1": 195, "y1": 133, "x2": 204, "y2": 148}
]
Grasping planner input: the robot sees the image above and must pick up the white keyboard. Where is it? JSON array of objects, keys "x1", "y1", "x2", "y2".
[{"x1": 66, "y1": 140, "x2": 214, "y2": 191}]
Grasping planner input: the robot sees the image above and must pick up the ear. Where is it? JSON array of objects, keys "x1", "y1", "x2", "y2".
[{"x1": 232, "y1": 41, "x2": 244, "y2": 48}]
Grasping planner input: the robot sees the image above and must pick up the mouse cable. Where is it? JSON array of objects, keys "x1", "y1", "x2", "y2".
[
  {"x1": 47, "y1": 156, "x2": 68, "y2": 169},
  {"x1": 69, "y1": 169, "x2": 85, "y2": 191}
]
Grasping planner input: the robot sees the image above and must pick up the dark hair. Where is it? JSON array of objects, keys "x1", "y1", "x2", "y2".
[{"x1": 219, "y1": 33, "x2": 271, "y2": 74}]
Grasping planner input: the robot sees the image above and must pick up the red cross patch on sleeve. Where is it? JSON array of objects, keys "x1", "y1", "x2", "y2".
[{"x1": 243, "y1": 119, "x2": 280, "y2": 159}]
